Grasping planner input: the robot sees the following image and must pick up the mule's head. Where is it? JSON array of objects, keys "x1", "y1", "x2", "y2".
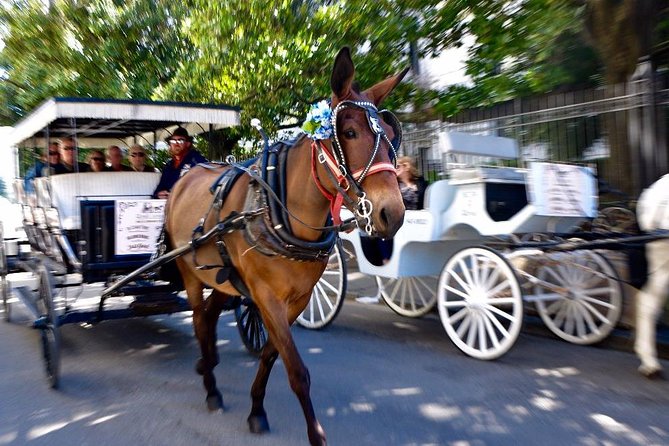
[{"x1": 326, "y1": 47, "x2": 409, "y2": 238}]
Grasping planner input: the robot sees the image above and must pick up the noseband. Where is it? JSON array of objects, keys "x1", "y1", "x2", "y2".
[{"x1": 310, "y1": 100, "x2": 402, "y2": 235}]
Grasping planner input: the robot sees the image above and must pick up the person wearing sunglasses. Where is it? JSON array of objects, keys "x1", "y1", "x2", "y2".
[
  {"x1": 24, "y1": 142, "x2": 61, "y2": 193},
  {"x1": 127, "y1": 145, "x2": 156, "y2": 172},
  {"x1": 87, "y1": 150, "x2": 108, "y2": 172},
  {"x1": 53, "y1": 137, "x2": 90, "y2": 174},
  {"x1": 153, "y1": 127, "x2": 207, "y2": 199}
]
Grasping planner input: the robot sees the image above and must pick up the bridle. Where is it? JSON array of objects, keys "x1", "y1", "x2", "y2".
[{"x1": 311, "y1": 100, "x2": 403, "y2": 235}]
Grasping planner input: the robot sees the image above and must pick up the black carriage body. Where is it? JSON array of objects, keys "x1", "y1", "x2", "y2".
[{"x1": 79, "y1": 200, "x2": 153, "y2": 283}]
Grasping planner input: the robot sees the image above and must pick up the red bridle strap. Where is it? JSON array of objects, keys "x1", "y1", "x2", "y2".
[
  {"x1": 310, "y1": 140, "x2": 395, "y2": 226},
  {"x1": 311, "y1": 141, "x2": 346, "y2": 224}
]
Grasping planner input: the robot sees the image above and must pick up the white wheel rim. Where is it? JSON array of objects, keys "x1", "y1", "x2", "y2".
[
  {"x1": 534, "y1": 251, "x2": 622, "y2": 344},
  {"x1": 378, "y1": 275, "x2": 437, "y2": 317},
  {"x1": 297, "y1": 243, "x2": 345, "y2": 329},
  {"x1": 438, "y1": 247, "x2": 523, "y2": 360}
]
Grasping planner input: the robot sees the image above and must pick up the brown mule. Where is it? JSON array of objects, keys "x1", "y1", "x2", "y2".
[{"x1": 165, "y1": 47, "x2": 408, "y2": 445}]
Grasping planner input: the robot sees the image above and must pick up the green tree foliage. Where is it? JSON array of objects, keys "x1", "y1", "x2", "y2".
[
  {"x1": 0, "y1": 0, "x2": 192, "y2": 124},
  {"x1": 2, "y1": 0, "x2": 665, "y2": 136}
]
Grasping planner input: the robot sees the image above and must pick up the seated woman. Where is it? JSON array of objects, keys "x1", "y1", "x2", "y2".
[{"x1": 87, "y1": 150, "x2": 108, "y2": 172}]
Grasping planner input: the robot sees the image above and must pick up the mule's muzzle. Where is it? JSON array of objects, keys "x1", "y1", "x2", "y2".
[{"x1": 374, "y1": 201, "x2": 405, "y2": 238}]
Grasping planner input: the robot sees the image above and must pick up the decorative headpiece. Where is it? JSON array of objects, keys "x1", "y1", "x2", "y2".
[{"x1": 302, "y1": 100, "x2": 333, "y2": 140}]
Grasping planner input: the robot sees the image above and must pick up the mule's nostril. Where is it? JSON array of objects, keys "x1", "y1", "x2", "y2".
[{"x1": 379, "y1": 207, "x2": 389, "y2": 227}]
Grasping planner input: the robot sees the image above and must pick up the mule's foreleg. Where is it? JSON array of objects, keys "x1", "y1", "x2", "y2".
[
  {"x1": 180, "y1": 266, "x2": 224, "y2": 411},
  {"x1": 255, "y1": 296, "x2": 327, "y2": 446},
  {"x1": 248, "y1": 339, "x2": 278, "y2": 434}
]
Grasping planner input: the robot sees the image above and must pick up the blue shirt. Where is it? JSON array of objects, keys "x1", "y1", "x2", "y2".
[{"x1": 153, "y1": 149, "x2": 208, "y2": 198}]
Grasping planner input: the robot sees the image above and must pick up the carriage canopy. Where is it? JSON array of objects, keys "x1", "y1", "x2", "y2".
[{"x1": 7, "y1": 97, "x2": 241, "y2": 149}]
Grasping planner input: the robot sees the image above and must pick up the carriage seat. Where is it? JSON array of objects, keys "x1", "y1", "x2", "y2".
[
  {"x1": 423, "y1": 180, "x2": 457, "y2": 215},
  {"x1": 448, "y1": 166, "x2": 526, "y2": 184},
  {"x1": 40, "y1": 172, "x2": 160, "y2": 230}
]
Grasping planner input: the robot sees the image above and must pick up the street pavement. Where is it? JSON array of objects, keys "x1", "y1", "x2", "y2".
[{"x1": 1, "y1": 267, "x2": 668, "y2": 445}]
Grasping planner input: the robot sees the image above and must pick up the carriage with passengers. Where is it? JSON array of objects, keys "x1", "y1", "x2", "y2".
[{"x1": 0, "y1": 96, "x2": 260, "y2": 389}]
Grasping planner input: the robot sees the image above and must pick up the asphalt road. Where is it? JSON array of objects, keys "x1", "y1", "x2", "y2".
[{"x1": 1, "y1": 286, "x2": 669, "y2": 446}]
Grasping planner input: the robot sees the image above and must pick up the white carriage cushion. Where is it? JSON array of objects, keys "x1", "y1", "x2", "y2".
[
  {"x1": 637, "y1": 174, "x2": 669, "y2": 231},
  {"x1": 44, "y1": 172, "x2": 160, "y2": 230},
  {"x1": 423, "y1": 180, "x2": 457, "y2": 214},
  {"x1": 439, "y1": 131, "x2": 518, "y2": 160},
  {"x1": 449, "y1": 166, "x2": 526, "y2": 183}
]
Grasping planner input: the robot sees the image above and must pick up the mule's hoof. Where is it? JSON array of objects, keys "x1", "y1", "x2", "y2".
[
  {"x1": 248, "y1": 413, "x2": 270, "y2": 434},
  {"x1": 640, "y1": 368, "x2": 665, "y2": 380},
  {"x1": 195, "y1": 358, "x2": 205, "y2": 375},
  {"x1": 206, "y1": 391, "x2": 224, "y2": 411}
]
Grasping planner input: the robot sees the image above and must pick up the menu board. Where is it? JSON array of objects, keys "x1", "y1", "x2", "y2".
[
  {"x1": 527, "y1": 162, "x2": 597, "y2": 218},
  {"x1": 115, "y1": 199, "x2": 166, "y2": 255}
]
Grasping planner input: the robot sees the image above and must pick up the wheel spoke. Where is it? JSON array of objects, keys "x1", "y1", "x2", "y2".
[
  {"x1": 576, "y1": 300, "x2": 600, "y2": 334},
  {"x1": 315, "y1": 282, "x2": 335, "y2": 311},
  {"x1": 564, "y1": 305, "x2": 575, "y2": 335},
  {"x1": 455, "y1": 311, "x2": 473, "y2": 338},
  {"x1": 448, "y1": 307, "x2": 469, "y2": 324},
  {"x1": 458, "y1": 258, "x2": 475, "y2": 289},
  {"x1": 481, "y1": 310, "x2": 502, "y2": 349},
  {"x1": 483, "y1": 303, "x2": 516, "y2": 322},
  {"x1": 487, "y1": 279, "x2": 511, "y2": 298},
  {"x1": 444, "y1": 284, "x2": 470, "y2": 301},
  {"x1": 578, "y1": 298, "x2": 611, "y2": 324},
  {"x1": 478, "y1": 313, "x2": 486, "y2": 351},
  {"x1": 442, "y1": 298, "x2": 468, "y2": 308},
  {"x1": 466, "y1": 312, "x2": 478, "y2": 347},
  {"x1": 582, "y1": 286, "x2": 614, "y2": 297},
  {"x1": 578, "y1": 293, "x2": 616, "y2": 309},
  {"x1": 317, "y1": 278, "x2": 339, "y2": 294},
  {"x1": 482, "y1": 307, "x2": 510, "y2": 339},
  {"x1": 486, "y1": 297, "x2": 517, "y2": 306}
]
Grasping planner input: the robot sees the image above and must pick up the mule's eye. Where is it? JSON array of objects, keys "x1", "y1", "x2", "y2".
[{"x1": 343, "y1": 128, "x2": 356, "y2": 139}]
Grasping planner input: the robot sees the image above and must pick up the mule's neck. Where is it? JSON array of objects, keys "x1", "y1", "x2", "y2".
[{"x1": 284, "y1": 137, "x2": 333, "y2": 242}]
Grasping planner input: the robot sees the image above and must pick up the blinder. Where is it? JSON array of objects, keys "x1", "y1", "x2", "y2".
[{"x1": 380, "y1": 110, "x2": 402, "y2": 161}]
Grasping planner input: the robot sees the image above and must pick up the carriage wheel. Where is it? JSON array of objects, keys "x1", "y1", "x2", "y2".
[
  {"x1": 234, "y1": 297, "x2": 268, "y2": 357},
  {"x1": 296, "y1": 240, "x2": 347, "y2": 329},
  {"x1": 437, "y1": 246, "x2": 523, "y2": 360},
  {"x1": 1, "y1": 223, "x2": 10, "y2": 323},
  {"x1": 378, "y1": 275, "x2": 438, "y2": 318},
  {"x1": 534, "y1": 251, "x2": 623, "y2": 345},
  {"x1": 37, "y1": 263, "x2": 61, "y2": 388}
]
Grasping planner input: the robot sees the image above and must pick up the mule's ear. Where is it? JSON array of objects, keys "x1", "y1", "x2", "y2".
[
  {"x1": 363, "y1": 66, "x2": 410, "y2": 106},
  {"x1": 330, "y1": 47, "x2": 355, "y2": 100}
]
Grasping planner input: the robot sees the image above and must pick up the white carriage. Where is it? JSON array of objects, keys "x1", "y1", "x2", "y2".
[{"x1": 303, "y1": 131, "x2": 624, "y2": 360}]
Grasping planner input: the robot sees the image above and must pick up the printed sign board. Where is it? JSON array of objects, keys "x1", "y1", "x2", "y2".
[
  {"x1": 527, "y1": 162, "x2": 597, "y2": 218},
  {"x1": 115, "y1": 199, "x2": 166, "y2": 255}
]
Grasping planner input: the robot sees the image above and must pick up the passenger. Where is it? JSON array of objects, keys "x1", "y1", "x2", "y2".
[
  {"x1": 87, "y1": 150, "x2": 108, "y2": 172},
  {"x1": 128, "y1": 144, "x2": 157, "y2": 172},
  {"x1": 153, "y1": 127, "x2": 207, "y2": 199},
  {"x1": 53, "y1": 137, "x2": 90, "y2": 174},
  {"x1": 107, "y1": 145, "x2": 132, "y2": 171},
  {"x1": 24, "y1": 142, "x2": 60, "y2": 192},
  {"x1": 395, "y1": 156, "x2": 428, "y2": 211}
]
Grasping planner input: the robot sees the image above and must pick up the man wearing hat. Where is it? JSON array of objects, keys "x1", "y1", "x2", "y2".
[{"x1": 153, "y1": 127, "x2": 208, "y2": 199}]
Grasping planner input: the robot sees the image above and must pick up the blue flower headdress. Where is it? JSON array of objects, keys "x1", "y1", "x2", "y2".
[{"x1": 302, "y1": 100, "x2": 333, "y2": 140}]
